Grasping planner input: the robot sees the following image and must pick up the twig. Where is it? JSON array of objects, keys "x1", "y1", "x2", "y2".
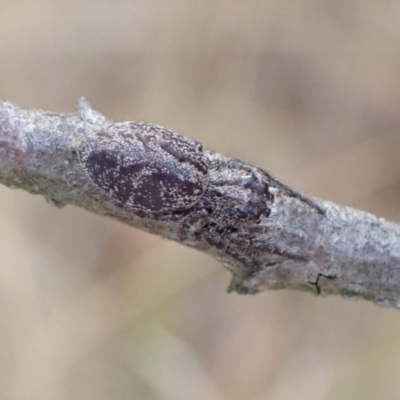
[{"x1": 1, "y1": 98, "x2": 400, "y2": 309}]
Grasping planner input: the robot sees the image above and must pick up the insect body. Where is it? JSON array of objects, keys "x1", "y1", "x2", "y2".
[{"x1": 78, "y1": 122, "x2": 209, "y2": 216}]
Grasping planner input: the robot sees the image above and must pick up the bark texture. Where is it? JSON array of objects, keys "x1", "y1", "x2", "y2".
[{"x1": 1, "y1": 98, "x2": 400, "y2": 308}]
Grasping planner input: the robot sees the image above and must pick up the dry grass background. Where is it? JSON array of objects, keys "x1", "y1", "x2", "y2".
[{"x1": 1, "y1": 1, "x2": 400, "y2": 399}]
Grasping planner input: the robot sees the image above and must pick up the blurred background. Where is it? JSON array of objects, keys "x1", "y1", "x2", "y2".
[{"x1": 1, "y1": 1, "x2": 400, "y2": 399}]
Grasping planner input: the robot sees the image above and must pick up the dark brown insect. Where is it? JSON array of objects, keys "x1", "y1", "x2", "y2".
[{"x1": 78, "y1": 122, "x2": 209, "y2": 215}]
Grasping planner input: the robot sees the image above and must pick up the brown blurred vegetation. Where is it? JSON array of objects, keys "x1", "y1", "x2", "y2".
[{"x1": 1, "y1": 1, "x2": 400, "y2": 399}]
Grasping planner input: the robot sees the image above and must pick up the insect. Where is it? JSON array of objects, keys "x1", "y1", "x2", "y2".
[{"x1": 77, "y1": 122, "x2": 209, "y2": 216}]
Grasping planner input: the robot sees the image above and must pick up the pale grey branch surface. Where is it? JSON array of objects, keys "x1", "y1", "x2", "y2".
[{"x1": 1, "y1": 98, "x2": 400, "y2": 309}]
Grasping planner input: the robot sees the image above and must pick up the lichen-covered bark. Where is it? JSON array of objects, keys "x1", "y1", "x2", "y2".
[{"x1": 1, "y1": 98, "x2": 400, "y2": 309}]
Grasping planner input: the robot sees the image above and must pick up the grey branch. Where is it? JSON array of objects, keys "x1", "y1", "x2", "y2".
[{"x1": 1, "y1": 98, "x2": 400, "y2": 309}]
